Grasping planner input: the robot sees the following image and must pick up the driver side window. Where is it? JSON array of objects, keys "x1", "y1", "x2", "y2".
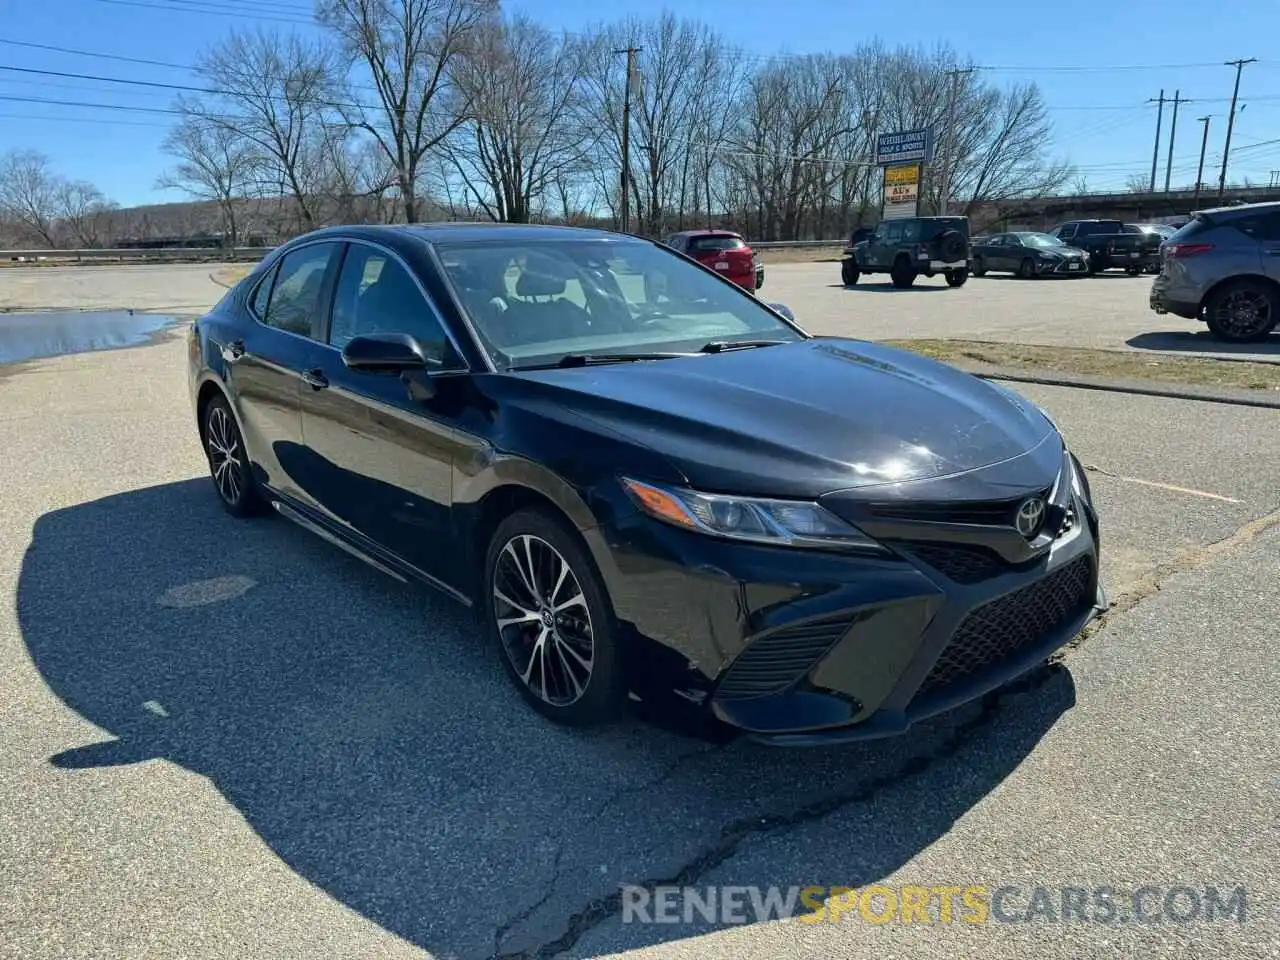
[{"x1": 328, "y1": 244, "x2": 458, "y2": 367}]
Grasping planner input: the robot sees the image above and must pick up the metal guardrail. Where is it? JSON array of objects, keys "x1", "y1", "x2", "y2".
[
  {"x1": 1, "y1": 246, "x2": 274, "y2": 262},
  {"x1": 1, "y1": 239, "x2": 841, "y2": 262}
]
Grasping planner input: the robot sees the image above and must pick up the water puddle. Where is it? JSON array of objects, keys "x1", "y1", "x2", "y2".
[{"x1": 0, "y1": 310, "x2": 183, "y2": 365}]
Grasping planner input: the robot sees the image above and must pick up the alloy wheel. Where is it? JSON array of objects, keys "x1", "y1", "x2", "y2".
[
  {"x1": 1214, "y1": 289, "x2": 1273, "y2": 339},
  {"x1": 492, "y1": 534, "x2": 595, "y2": 707},
  {"x1": 206, "y1": 405, "x2": 243, "y2": 505}
]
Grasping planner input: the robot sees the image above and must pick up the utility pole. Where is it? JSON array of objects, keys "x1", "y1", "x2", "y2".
[
  {"x1": 615, "y1": 46, "x2": 641, "y2": 233},
  {"x1": 1163, "y1": 91, "x2": 1190, "y2": 192},
  {"x1": 937, "y1": 67, "x2": 974, "y2": 216},
  {"x1": 1193, "y1": 115, "x2": 1212, "y2": 208},
  {"x1": 1217, "y1": 58, "x2": 1256, "y2": 201},
  {"x1": 1147, "y1": 90, "x2": 1166, "y2": 193}
]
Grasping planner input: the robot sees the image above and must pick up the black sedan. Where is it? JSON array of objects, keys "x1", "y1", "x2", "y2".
[
  {"x1": 190, "y1": 223, "x2": 1106, "y2": 745},
  {"x1": 972, "y1": 232, "x2": 1090, "y2": 278}
]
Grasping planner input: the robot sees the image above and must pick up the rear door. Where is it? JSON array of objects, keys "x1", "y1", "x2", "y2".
[
  {"x1": 297, "y1": 240, "x2": 476, "y2": 587},
  {"x1": 229, "y1": 241, "x2": 341, "y2": 502},
  {"x1": 1238, "y1": 211, "x2": 1280, "y2": 283}
]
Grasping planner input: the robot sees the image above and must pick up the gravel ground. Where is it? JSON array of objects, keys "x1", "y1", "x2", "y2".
[{"x1": 1, "y1": 328, "x2": 1277, "y2": 959}]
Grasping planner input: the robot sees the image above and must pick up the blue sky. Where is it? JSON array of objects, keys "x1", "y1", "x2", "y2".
[{"x1": 4, "y1": 0, "x2": 1279, "y2": 207}]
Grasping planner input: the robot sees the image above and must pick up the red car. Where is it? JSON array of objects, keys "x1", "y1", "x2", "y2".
[{"x1": 662, "y1": 230, "x2": 763, "y2": 292}]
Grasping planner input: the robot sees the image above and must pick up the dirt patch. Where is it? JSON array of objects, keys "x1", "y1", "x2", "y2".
[
  {"x1": 211, "y1": 265, "x2": 255, "y2": 288},
  {"x1": 886, "y1": 339, "x2": 1280, "y2": 392}
]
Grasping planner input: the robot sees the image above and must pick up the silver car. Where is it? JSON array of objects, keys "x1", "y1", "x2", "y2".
[{"x1": 1150, "y1": 201, "x2": 1280, "y2": 342}]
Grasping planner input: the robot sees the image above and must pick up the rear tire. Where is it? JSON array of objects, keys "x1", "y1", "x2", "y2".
[
  {"x1": 971, "y1": 256, "x2": 986, "y2": 277},
  {"x1": 484, "y1": 508, "x2": 625, "y2": 727},
  {"x1": 890, "y1": 257, "x2": 917, "y2": 289},
  {"x1": 202, "y1": 394, "x2": 265, "y2": 518},
  {"x1": 945, "y1": 269, "x2": 968, "y2": 287},
  {"x1": 1204, "y1": 280, "x2": 1278, "y2": 342}
]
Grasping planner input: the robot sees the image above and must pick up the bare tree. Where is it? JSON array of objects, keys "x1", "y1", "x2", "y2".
[
  {"x1": 0, "y1": 150, "x2": 61, "y2": 246},
  {"x1": 318, "y1": 0, "x2": 496, "y2": 223},
  {"x1": 56, "y1": 180, "x2": 117, "y2": 247},
  {"x1": 1124, "y1": 173, "x2": 1150, "y2": 193},
  {"x1": 192, "y1": 29, "x2": 341, "y2": 233},
  {"x1": 446, "y1": 15, "x2": 586, "y2": 222},
  {"x1": 157, "y1": 117, "x2": 261, "y2": 246}
]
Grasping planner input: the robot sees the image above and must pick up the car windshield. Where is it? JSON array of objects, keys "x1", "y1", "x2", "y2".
[
  {"x1": 1021, "y1": 233, "x2": 1067, "y2": 249},
  {"x1": 434, "y1": 239, "x2": 805, "y2": 370}
]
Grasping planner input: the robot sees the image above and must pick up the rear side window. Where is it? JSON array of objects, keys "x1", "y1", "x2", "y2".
[
  {"x1": 262, "y1": 243, "x2": 339, "y2": 338},
  {"x1": 249, "y1": 264, "x2": 277, "y2": 318},
  {"x1": 687, "y1": 235, "x2": 746, "y2": 252},
  {"x1": 1230, "y1": 213, "x2": 1280, "y2": 242}
]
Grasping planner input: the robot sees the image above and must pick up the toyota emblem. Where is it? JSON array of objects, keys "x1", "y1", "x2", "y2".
[{"x1": 1015, "y1": 497, "x2": 1047, "y2": 539}]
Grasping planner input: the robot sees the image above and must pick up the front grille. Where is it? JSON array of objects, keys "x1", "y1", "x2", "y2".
[
  {"x1": 866, "y1": 488, "x2": 1052, "y2": 527},
  {"x1": 903, "y1": 542, "x2": 1008, "y2": 585},
  {"x1": 917, "y1": 555, "x2": 1093, "y2": 696},
  {"x1": 716, "y1": 611, "x2": 863, "y2": 700}
]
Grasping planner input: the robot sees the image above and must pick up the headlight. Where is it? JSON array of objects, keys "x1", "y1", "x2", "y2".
[{"x1": 621, "y1": 478, "x2": 884, "y2": 552}]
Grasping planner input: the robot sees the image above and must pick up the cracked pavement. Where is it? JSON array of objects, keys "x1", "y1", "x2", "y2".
[{"x1": 1, "y1": 283, "x2": 1278, "y2": 958}]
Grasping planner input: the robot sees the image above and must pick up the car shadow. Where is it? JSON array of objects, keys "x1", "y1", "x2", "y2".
[
  {"x1": 828, "y1": 283, "x2": 954, "y2": 293},
  {"x1": 18, "y1": 479, "x2": 1076, "y2": 958},
  {"x1": 1127, "y1": 330, "x2": 1280, "y2": 356}
]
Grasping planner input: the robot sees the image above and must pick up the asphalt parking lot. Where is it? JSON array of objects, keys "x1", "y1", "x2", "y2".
[{"x1": 1, "y1": 266, "x2": 1277, "y2": 959}]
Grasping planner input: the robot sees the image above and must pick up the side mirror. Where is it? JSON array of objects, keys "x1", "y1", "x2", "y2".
[
  {"x1": 341, "y1": 332, "x2": 437, "y2": 373},
  {"x1": 768, "y1": 302, "x2": 796, "y2": 321}
]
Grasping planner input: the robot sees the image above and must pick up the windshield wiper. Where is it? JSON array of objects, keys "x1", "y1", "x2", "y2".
[
  {"x1": 553, "y1": 351, "x2": 696, "y2": 368},
  {"x1": 699, "y1": 339, "x2": 790, "y2": 353}
]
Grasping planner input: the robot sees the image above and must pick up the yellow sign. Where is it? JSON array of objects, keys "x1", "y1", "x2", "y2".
[{"x1": 884, "y1": 164, "x2": 920, "y2": 186}]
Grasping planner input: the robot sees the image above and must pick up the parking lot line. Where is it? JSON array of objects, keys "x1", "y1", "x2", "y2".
[{"x1": 1082, "y1": 463, "x2": 1243, "y2": 504}]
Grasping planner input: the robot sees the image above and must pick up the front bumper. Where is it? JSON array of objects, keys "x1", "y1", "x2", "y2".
[
  {"x1": 1038, "y1": 257, "x2": 1089, "y2": 276},
  {"x1": 593, "y1": 450, "x2": 1105, "y2": 745}
]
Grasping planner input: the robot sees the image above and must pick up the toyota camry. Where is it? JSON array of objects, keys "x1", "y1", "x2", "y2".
[{"x1": 189, "y1": 223, "x2": 1106, "y2": 745}]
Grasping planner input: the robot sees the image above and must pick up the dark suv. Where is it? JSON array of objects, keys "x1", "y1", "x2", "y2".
[
  {"x1": 842, "y1": 216, "x2": 971, "y2": 288},
  {"x1": 1150, "y1": 200, "x2": 1280, "y2": 342}
]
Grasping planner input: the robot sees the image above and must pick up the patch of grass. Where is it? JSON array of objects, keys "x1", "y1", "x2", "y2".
[
  {"x1": 755, "y1": 245, "x2": 845, "y2": 264},
  {"x1": 884, "y1": 338, "x2": 1280, "y2": 392}
]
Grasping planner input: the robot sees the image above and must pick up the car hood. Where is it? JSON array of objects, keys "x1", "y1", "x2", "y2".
[{"x1": 510, "y1": 338, "x2": 1056, "y2": 498}]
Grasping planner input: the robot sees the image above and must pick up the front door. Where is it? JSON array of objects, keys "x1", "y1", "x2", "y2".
[
  {"x1": 228, "y1": 241, "x2": 341, "y2": 502},
  {"x1": 297, "y1": 241, "x2": 475, "y2": 588}
]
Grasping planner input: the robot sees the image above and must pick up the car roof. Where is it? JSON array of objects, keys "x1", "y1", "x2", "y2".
[
  {"x1": 1195, "y1": 200, "x2": 1280, "y2": 217},
  {"x1": 289, "y1": 222, "x2": 639, "y2": 248},
  {"x1": 669, "y1": 229, "x2": 743, "y2": 238}
]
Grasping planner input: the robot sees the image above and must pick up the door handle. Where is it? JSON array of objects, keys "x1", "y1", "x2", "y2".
[
  {"x1": 223, "y1": 338, "x2": 245, "y2": 362},
  {"x1": 300, "y1": 368, "x2": 329, "y2": 390}
]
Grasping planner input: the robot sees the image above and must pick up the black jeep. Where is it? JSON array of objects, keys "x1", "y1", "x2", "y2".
[{"x1": 841, "y1": 216, "x2": 971, "y2": 288}]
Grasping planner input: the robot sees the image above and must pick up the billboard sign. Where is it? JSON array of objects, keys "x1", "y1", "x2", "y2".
[
  {"x1": 882, "y1": 162, "x2": 921, "y2": 220},
  {"x1": 874, "y1": 129, "x2": 932, "y2": 166}
]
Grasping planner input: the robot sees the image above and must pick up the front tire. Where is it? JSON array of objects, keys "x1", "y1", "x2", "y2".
[
  {"x1": 484, "y1": 508, "x2": 625, "y2": 726},
  {"x1": 945, "y1": 268, "x2": 968, "y2": 287},
  {"x1": 841, "y1": 260, "x2": 860, "y2": 285},
  {"x1": 1204, "y1": 280, "x2": 1278, "y2": 342},
  {"x1": 890, "y1": 257, "x2": 917, "y2": 288},
  {"x1": 203, "y1": 394, "x2": 264, "y2": 517},
  {"x1": 1018, "y1": 257, "x2": 1036, "y2": 279}
]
